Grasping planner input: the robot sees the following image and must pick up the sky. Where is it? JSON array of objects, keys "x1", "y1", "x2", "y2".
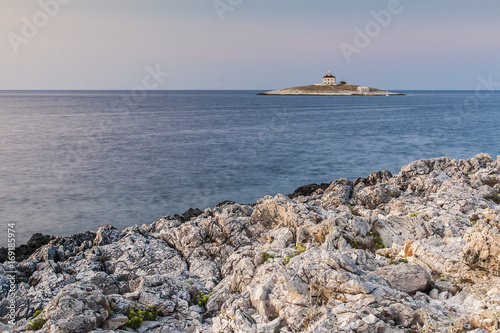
[{"x1": 1, "y1": 0, "x2": 500, "y2": 90}]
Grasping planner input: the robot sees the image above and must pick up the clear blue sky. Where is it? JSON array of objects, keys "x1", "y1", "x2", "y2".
[{"x1": 1, "y1": 0, "x2": 500, "y2": 90}]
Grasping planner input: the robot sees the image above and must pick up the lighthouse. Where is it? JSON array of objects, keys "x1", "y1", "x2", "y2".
[{"x1": 322, "y1": 70, "x2": 336, "y2": 85}]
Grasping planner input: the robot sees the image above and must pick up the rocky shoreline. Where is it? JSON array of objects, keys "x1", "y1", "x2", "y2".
[
  {"x1": 258, "y1": 85, "x2": 404, "y2": 96},
  {"x1": 1, "y1": 153, "x2": 500, "y2": 332}
]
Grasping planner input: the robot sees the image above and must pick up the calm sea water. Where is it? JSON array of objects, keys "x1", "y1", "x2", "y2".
[{"x1": 1, "y1": 90, "x2": 499, "y2": 244}]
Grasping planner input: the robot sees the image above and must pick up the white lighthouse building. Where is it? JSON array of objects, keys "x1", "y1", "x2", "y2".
[{"x1": 322, "y1": 70, "x2": 336, "y2": 85}]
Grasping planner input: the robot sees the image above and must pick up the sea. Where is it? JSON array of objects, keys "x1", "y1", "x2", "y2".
[{"x1": 1, "y1": 90, "x2": 499, "y2": 244}]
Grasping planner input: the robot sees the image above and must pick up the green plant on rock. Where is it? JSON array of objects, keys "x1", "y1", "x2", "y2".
[
  {"x1": 27, "y1": 310, "x2": 46, "y2": 331},
  {"x1": 282, "y1": 242, "x2": 307, "y2": 265},
  {"x1": 484, "y1": 193, "x2": 500, "y2": 204},
  {"x1": 344, "y1": 236, "x2": 357, "y2": 248},
  {"x1": 194, "y1": 290, "x2": 212, "y2": 307},
  {"x1": 409, "y1": 212, "x2": 419, "y2": 218},
  {"x1": 262, "y1": 251, "x2": 274, "y2": 262},
  {"x1": 367, "y1": 229, "x2": 385, "y2": 249},
  {"x1": 372, "y1": 229, "x2": 385, "y2": 249},
  {"x1": 123, "y1": 304, "x2": 159, "y2": 329},
  {"x1": 483, "y1": 178, "x2": 500, "y2": 187},
  {"x1": 294, "y1": 242, "x2": 306, "y2": 256},
  {"x1": 283, "y1": 254, "x2": 292, "y2": 265},
  {"x1": 348, "y1": 205, "x2": 359, "y2": 216}
]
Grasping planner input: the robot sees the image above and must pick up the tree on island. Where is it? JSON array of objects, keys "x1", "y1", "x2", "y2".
[{"x1": 339, "y1": 81, "x2": 346, "y2": 85}]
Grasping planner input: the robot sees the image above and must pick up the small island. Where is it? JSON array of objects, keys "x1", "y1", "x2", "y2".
[{"x1": 258, "y1": 70, "x2": 404, "y2": 96}]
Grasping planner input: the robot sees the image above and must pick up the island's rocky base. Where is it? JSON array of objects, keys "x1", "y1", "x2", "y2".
[
  {"x1": 258, "y1": 85, "x2": 404, "y2": 96},
  {"x1": 1, "y1": 154, "x2": 500, "y2": 333}
]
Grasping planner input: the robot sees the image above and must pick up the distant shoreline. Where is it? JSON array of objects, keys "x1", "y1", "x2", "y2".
[{"x1": 258, "y1": 84, "x2": 404, "y2": 96}]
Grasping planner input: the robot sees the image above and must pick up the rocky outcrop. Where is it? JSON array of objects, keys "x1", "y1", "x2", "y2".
[
  {"x1": 0, "y1": 233, "x2": 54, "y2": 263},
  {"x1": 463, "y1": 217, "x2": 500, "y2": 275},
  {"x1": 374, "y1": 264, "x2": 432, "y2": 294},
  {"x1": 1, "y1": 153, "x2": 500, "y2": 332}
]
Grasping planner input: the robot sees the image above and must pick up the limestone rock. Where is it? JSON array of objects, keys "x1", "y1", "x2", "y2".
[
  {"x1": 463, "y1": 221, "x2": 500, "y2": 275},
  {"x1": 42, "y1": 283, "x2": 112, "y2": 332},
  {"x1": 354, "y1": 183, "x2": 401, "y2": 209},
  {"x1": 321, "y1": 178, "x2": 353, "y2": 207},
  {"x1": 375, "y1": 264, "x2": 431, "y2": 294},
  {"x1": 102, "y1": 313, "x2": 128, "y2": 329}
]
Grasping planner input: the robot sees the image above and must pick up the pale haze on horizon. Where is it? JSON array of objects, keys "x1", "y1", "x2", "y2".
[{"x1": 1, "y1": 0, "x2": 500, "y2": 90}]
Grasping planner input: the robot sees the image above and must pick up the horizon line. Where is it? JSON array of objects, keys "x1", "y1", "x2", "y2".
[{"x1": 0, "y1": 89, "x2": 489, "y2": 92}]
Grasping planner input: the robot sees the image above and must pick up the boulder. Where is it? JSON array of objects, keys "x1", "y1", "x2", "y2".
[
  {"x1": 0, "y1": 233, "x2": 54, "y2": 263},
  {"x1": 321, "y1": 178, "x2": 353, "y2": 207},
  {"x1": 354, "y1": 183, "x2": 401, "y2": 209},
  {"x1": 375, "y1": 264, "x2": 431, "y2": 294},
  {"x1": 287, "y1": 183, "x2": 330, "y2": 199},
  {"x1": 42, "y1": 283, "x2": 111, "y2": 332}
]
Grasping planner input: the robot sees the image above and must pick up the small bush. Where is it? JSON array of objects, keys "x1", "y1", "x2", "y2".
[
  {"x1": 351, "y1": 229, "x2": 385, "y2": 252},
  {"x1": 262, "y1": 251, "x2": 274, "y2": 262},
  {"x1": 123, "y1": 304, "x2": 158, "y2": 329},
  {"x1": 28, "y1": 317, "x2": 47, "y2": 331},
  {"x1": 409, "y1": 212, "x2": 419, "y2": 218},
  {"x1": 367, "y1": 229, "x2": 385, "y2": 249},
  {"x1": 344, "y1": 236, "x2": 357, "y2": 248},
  {"x1": 282, "y1": 242, "x2": 307, "y2": 265},
  {"x1": 294, "y1": 242, "x2": 306, "y2": 256},
  {"x1": 484, "y1": 193, "x2": 500, "y2": 204},
  {"x1": 27, "y1": 311, "x2": 46, "y2": 331},
  {"x1": 194, "y1": 291, "x2": 211, "y2": 307}
]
